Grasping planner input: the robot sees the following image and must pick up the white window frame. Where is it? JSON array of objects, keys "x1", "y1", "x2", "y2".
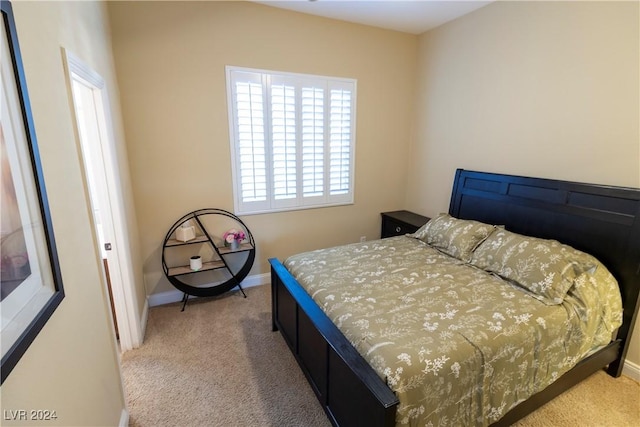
[{"x1": 226, "y1": 66, "x2": 357, "y2": 215}]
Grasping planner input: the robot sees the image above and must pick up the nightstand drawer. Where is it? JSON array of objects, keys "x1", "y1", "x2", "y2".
[
  {"x1": 382, "y1": 218, "x2": 417, "y2": 237},
  {"x1": 380, "y1": 211, "x2": 430, "y2": 238}
]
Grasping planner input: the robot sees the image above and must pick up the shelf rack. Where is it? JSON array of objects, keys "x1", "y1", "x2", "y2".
[{"x1": 161, "y1": 208, "x2": 255, "y2": 310}]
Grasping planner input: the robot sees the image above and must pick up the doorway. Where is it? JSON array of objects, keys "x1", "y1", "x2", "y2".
[{"x1": 63, "y1": 49, "x2": 142, "y2": 351}]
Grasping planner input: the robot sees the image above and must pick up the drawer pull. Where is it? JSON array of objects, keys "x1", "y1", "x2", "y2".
[{"x1": 395, "y1": 226, "x2": 401, "y2": 233}]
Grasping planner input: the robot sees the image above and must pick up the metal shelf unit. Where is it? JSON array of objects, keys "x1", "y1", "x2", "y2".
[{"x1": 161, "y1": 208, "x2": 255, "y2": 310}]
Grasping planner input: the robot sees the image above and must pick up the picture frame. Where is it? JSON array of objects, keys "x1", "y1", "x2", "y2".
[{"x1": 1, "y1": 0, "x2": 64, "y2": 384}]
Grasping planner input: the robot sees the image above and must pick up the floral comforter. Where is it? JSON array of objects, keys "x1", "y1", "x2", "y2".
[{"x1": 284, "y1": 236, "x2": 622, "y2": 426}]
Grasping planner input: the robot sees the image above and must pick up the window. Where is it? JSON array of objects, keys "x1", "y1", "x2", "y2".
[{"x1": 226, "y1": 66, "x2": 356, "y2": 215}]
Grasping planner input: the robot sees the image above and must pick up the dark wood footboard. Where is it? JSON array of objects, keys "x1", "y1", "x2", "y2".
[{"x1": 270, "y1": 258, "x2": 399, "y2": 427}]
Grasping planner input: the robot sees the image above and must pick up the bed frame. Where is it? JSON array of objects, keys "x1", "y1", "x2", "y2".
[{"x1": 269, "y1": 169, "x2": 640, "y2": 427}]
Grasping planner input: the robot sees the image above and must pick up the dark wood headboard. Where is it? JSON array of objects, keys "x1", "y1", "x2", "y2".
[{"x1": 449, "y1": 169, "x2": 640, "y2": 376}]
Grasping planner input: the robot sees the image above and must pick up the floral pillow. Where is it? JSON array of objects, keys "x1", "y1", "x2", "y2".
[
  {"x1": 470, "y1": 229, "x2": 597, "y2": 305},
  {"x1": 411, "y1": 213, "x2": 495, "y2": 262}
]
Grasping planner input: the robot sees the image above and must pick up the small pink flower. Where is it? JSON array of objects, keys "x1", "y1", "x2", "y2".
[{"x1": 223, "y1": 229, "x2": 246, "y2": 244}]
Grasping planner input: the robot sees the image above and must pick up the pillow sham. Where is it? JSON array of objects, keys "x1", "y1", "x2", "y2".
[
  {"x1": 411, "y1": 213, "x2": 495, "y2": 262},
  {"x1": 565, "y1": 258, "x2": 622, "y2": 348},
  {"x1": 470, "y1": 229, "x2": 597, "y2": 305}
]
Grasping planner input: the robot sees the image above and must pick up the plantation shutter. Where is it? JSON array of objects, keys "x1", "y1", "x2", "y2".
[
  {"x1": 300, "y1": 84, "x2": 325, "y2": 201},
  {"x1": 270, "y1": 79, "x2": 297, "y2": 207},
  {"x1": 329, "y1": 82, "x2": 353, "y2": 198},
  {"x1": 227, "y1": 67, "x2": 356, "y2": 215},
  {"x1": 228, "y1": 70, "x2": 269, "y2": 213}
]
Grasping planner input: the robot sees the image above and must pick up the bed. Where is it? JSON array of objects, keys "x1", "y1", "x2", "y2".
[{"x1": 269, "y1": 169, "x2": 640, "y2": 427}]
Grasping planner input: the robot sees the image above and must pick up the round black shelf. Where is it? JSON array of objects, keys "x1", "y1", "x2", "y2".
[{"x1": 161, "y1": 209, "x2": 255, "y2": 307}]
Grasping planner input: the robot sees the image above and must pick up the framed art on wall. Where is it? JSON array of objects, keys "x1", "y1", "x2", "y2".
[{"x1": 1, "y1": 0, "x2": 64, "y2": 384}]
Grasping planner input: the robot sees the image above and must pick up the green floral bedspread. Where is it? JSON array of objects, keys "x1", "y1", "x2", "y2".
[{"x1": 284, "y1": 236, "x2": 622, "y2": 427}]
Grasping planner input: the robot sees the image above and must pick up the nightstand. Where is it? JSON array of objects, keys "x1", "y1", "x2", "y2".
[{"x1": 380, "y1": 210, "x2": 430, "y2": 238}]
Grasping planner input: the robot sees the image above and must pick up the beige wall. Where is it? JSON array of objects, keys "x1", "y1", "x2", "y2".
[
  {"x1": 0, "y1": 1, "x2": 135, "y2": 425},
  {"x1": 107, "y1": 1, "x2": 417, "y2": 295},
  {"x1": 407, "y1": 1, "x2": 639, "y2": 368}
]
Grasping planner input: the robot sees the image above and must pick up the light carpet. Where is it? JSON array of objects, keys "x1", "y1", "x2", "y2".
[{"x1": 122, "y1": 285, "x2": 640, "y2": 427}]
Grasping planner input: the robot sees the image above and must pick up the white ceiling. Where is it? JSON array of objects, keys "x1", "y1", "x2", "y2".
[{"x1": 254, "y1": 0, "x2": 493, "y2": 35}]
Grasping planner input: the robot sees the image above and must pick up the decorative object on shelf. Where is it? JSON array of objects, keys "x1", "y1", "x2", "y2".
[
  {"x1": 161, "y1": 209, "x2": 255, "y2": 311},
  {"x1": 176, "y1": 220, "x2": 196, "y2": 242},
  {"x1": 223, "y1": 229, "x2": 245, "y2": 251},
  {"x1": 189, "y1": 256, "x2": 202, "y2": 271}
]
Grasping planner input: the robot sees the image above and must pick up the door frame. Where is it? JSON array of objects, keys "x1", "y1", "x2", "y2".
[{"x1": 62, "y1": 48, "x2": 142, "y2": 351}]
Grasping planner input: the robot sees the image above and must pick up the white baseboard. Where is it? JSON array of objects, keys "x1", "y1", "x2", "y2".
[
  {"x1": 119, "y1": 409, "x2": 129, "y2": 427},
  {"x1": 148, "y1": 273, "x2": 270, "y2": 307},
  {"x1": 623, "y1": 359, "x2": 640, "y2": 382}
]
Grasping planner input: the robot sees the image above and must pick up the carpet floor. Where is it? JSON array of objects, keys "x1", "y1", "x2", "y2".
[{"x1": 122, "y1": 285, "x2": 640, "y2": 427}]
